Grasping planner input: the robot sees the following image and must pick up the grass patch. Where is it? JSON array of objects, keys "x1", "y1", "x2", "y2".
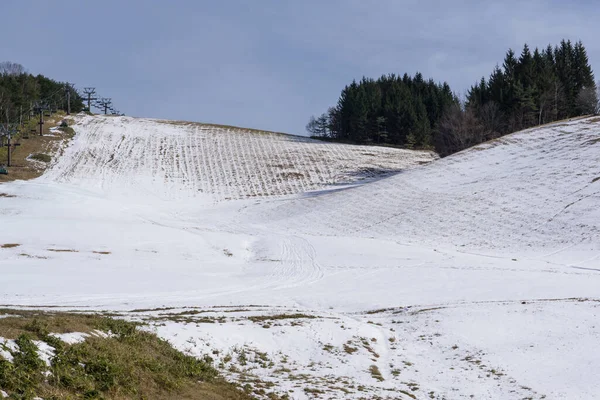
[
  {"x1": 0, "y1": 115, "x2": 74, "y2": 183},
  {"x1": 303, "y1": 387, "x2": 324, "y2": 395},
  {"x1": 158, "y1": 119, "x2": 296, "y2": 138},
  {"x1": 592, "y1": 177, "x2": 600, "y2": 183},
  {"x1": 343, "y1": 343, "x2": 358, "y2": 355},
  {"x1": 0, "y1": 310, "x2": 253, "y2": 399},
  {"x1": 93, "y1": 251, "x2": 111, "y2": 255},
  {"x1": 322, "y1": 344, "x2": 334, "y2": 353},
  {"x1": 369, "y1": 365, "x2": 384, "y2": 381},
  {"x1": 1, "y1": 243, "x2": 20, "y2": 249},
  {"x1": 399, "y1": 389, "x2": 417, "y2": 399},
  {"x1": 58, "y1": 126, "x2": 76, "y2": 137},
  {"x1": 18, "y1": 253, "x2": 48, "y2": 259},
  {"x1": 47, "y1": 248, "x2": 79, "y2": 253},
  {"x1": 247, "y1": 313, "x2": 316, "y2": 323},
  {"x1": 30, "y1": 153, "x2": 52, "y2": 163},
  {"x1": 0, "y1": 193, "x2": 16, "y2": 198}
]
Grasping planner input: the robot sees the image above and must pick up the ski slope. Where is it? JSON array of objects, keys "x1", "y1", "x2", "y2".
[
  {"x1": 1, "y1": 115, "x2": 600, "y2": 399},
  {"x1": 250, "y1": 118, "x2": 600, "y2": 253},
  {"x1": 41, "y1": 115, "x2": 434, "y2": 201}
]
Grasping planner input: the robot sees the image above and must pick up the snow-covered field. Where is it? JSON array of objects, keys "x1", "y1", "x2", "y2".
[{"x1": 1, "y1": 115, "x2": 599, "y2": 399}]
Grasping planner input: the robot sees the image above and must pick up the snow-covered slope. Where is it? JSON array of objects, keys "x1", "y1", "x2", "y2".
[
  {"x1": 41, "y1": 115, "x2": 434, "y2": 201},
  {"x1": 1, "y1": 115, "x2": 599, "y2": 399},
  {"x1": 250, "y1": 117, "x2": 600, "y2": 253}
]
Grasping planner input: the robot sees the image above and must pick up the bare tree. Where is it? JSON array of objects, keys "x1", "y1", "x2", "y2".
[
  {"x1": 576, "y1": 85, "x2": 599, "y2": 115},
  {"x1": 0, "y1": 61, "x2": 26, "y2": 76},
  {"x1": 477, "y1": 101, "x2": 503, "y2": 138},
  {"x1": 436, "y1": 104, "x2": 487, "y2": 155},
  {"x1": 306, "y1": 116, "x2": 319, "y2": 136}
]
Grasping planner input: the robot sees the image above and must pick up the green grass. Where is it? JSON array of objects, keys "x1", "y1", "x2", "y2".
[
  {"x1": 58, "y1": 126, "x2": 75, "y2": 138},
  {"x1": 30, "y1": 153, "x2": 52, "y2": 163},
  {"x1": 0, "y1": 311, "x2": 254, "y2": 399}
]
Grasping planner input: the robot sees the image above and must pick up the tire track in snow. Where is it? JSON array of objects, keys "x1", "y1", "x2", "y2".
[{"x1": 273, "y1": 235, "x2": 324, "y2": 288}]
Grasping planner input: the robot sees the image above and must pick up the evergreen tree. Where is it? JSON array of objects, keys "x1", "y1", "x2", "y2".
[
  {"x1": 309, "y1": 39, "x2": 595, "y2": 155},
  {"x1": 0, "y1": 62, "x2": 85, "y2": 125}
]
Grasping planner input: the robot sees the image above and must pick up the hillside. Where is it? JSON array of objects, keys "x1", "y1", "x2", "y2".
[
  {"x1": 41, "y1": 115, "x2": 435, "y2": 201},
  {"x1": 1, "y1": 115, "x2": 599, "y2": 399},
  {"x1": 251, "y1": 116, "x2": 600, "y2": 253}
]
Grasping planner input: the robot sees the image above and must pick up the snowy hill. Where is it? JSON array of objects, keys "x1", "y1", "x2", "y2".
[
  {"x1": 41, "y1": 115, "x2": 434, "y2": 201},
  {"x1": 1, "y1": 115, "x2": 600, "y2": 399},
  {"x1": 251, "y1": 116, "x2": 600, "y2": 253}
]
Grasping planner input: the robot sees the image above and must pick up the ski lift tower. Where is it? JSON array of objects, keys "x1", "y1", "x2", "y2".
[{"x1": 0, "y1": 124, "x2": 20, "y2": 167}]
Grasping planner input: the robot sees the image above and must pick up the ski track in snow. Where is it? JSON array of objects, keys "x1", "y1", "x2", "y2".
[{"x1": 1, "y1": 115, "x2": 600, "y2": 399}]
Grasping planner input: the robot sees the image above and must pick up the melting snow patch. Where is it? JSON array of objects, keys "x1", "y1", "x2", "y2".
[
  {"x1": 50, "y1": 332, "x2": 89, "y2": 345},
  {"x1": 0, "y1": 338, "x2": 17, "y2": 362},
  {"x1": 49, "y1": 330, "x2": 112, "y2": 345},
  {"x1": 33, "y1": 341, "x2": 55, "y2": 367}
]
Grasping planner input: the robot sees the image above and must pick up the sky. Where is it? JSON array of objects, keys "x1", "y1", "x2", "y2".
[{"x1": 1, "y1": 0, "x2": 599, "y2": 135}]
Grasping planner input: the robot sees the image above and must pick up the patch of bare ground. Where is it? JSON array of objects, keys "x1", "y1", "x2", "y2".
[
  {"x1": 47, "y1": 248, "x2": 78, "y2": 253},
  {"x1": 0, "y1": 113, "x2": 74, "y2": 183},
  {"x1": 247, "y1": 313, "x2": 317, "y2": 323},
  {"x1": 18, "y1": 253, "x2": 47, "y2": 259}
]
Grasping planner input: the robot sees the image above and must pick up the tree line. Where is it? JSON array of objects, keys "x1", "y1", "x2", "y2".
[
  {"x1": 308, "y1": 39, "x2": 597, "y2": 156},
  {"x1": 307, "y1": 73, "x2": 457, "y2": 149},
  {"x1": 0, "y1": 61, "x2": 85, "y2": 125}
]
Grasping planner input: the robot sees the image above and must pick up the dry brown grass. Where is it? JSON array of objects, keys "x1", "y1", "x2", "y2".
[
  {"x1": 47, "y1": 248, "x2": 79, "y2": 253},
  {"x1": 157, "y1": 119, "x2": 296, "y2": 137},
  {"x1": 0, "y1": 114, "x2": 72, "y2": 183},
  {"x1": 0, "y1": 310, "x2": 103, "y2": 339},
  {"x1": 1, "y1": 243, "x2": 20, "y2": 248},
  {"x1": 247, "y1": 313, "x2": 316, "y2": 323},
  {"x1": 18, "y1": 253, "x2": 48, "y2": 259},
  {"x1": 369, "y1": 365, "x2": 384, "y2": 381}
]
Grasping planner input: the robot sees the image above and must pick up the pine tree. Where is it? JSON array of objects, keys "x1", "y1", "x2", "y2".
[{"x1": 501, "y1": 49, "x2": 519, "y2": 114}]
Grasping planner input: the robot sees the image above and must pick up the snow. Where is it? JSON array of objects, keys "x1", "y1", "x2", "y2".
[
  {"x1": 50, "y1": 331, "x2": 90, "y2": 345},
  {"x1": 34, "y1": 340, "x2": 54, "y2": 367},
  {"x1": 41, "y1": 115, "x2": 435, "y2": 202},
  {"x1": 0, "y1": 339, "x2": 16, "y2": 362},
  {"x1": 1, "y1": 115, "x2": 600, "y2": 398}
]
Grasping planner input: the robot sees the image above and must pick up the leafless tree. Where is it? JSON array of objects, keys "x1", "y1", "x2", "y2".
[
  {"x1": 576, "y1": 85, "x2": 599, "y2": 115},
  {"x1": 477, "y1": 101, "x2": 503, "y2": 138},
  {"x1": 0, "y1": 61, "x2": 26, "y2": 76},
  {"x1": 437, "y1": 104, "x2": 488, "y2": 155}
]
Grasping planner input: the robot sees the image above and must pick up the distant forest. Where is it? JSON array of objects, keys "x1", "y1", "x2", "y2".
[
  {"x1": 0, "y1": 61, "x2": 85, "y2": 124},
  {"x1": 308, "y1": 40, "x2": 598, "y2": 156}
]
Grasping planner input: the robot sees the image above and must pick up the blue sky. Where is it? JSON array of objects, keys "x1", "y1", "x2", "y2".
[{"x1": 1, "y1": 0, "x2": 598, "y2": 135}]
